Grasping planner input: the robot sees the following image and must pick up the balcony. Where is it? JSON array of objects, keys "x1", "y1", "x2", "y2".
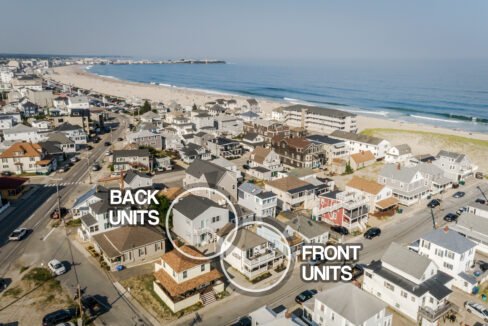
[
  {"x1": 418, "y1": 302, "x2": 456, "y2": 322},
  {"x1": 243, "y1": 250, "x2": 276, "y2": 266}
]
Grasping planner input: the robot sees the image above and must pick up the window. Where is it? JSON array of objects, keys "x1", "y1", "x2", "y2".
[
  {"x1": 443, "y1": 262, "x2": 453, "y2": 270},
  {"x1": 401, "y1": 291, "x2": 407, "y2": 298},
  {"x1": 384, "y1": 281, "x2": 394, "y2": 291},
  {"x1": 183, "y1": 271, "x2": 187, "y2": 279},
  {"x1": 446, "y1": 251, "x2": 455, "y2": 259},
  {"x1": 201, "y1": 264, "x2": 205, "y2": 272}
]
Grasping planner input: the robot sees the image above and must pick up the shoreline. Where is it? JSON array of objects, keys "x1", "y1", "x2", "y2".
[{"x1": 47, "y1": 65, "x2": 488, "y2": 142}]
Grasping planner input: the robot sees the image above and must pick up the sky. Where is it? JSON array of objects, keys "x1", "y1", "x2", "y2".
[{"x1": 1, "y1": 0, "x2": 487, "y2": 62}]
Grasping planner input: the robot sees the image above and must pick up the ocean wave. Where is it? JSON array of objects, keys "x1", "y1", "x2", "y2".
[
  {"x1": 346, "y1": 109, "x2": 389, "y2": 117},
  {"x1": 410, "y1": 114, "x2": 462, "y2": 123},
  {"x1": 98, "y1": 74, "x2": 119, "y2": 80}
]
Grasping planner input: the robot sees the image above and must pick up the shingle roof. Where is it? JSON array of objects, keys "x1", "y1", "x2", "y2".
[
  {"x1": 422, "y1": 227, "x2": 476, "y2": 254},
  {"x1": 437, "y1": 150, "x2": 466, "y2": 163},
  {"x1": 306, "y1": 134, "x2": 343, "y2": 145},
  {"x1": 351, "y1": 150, "x2": 375, "y2": 164},
  {"x1": 394, "y1": 144, "x2": 412, "y2": 155},
  {"x1": 276, "y1": 212, "x2": 329, "y2": 239},
  {"x1": 0, "y1": 142, "x2": 42, "y2": 158},
  {"x1": 185, "y1": 159, "x2": 229, "y2": 186},
  {"x1": 173, "y1": 195, "x2": 223, "y2": 220},
  {"x1": 266, "y1": 176, "x2": 314, "y2": 193},
  {"x1": 314, "y1": 283, "x2": 388, "y2": 325},
  {"x1": 250, "y1": 146, "x2": 272, "y2": 164},
  {"x1": 346, "y1": 176, "x2": 384, "y2": 195},
  {"x1": 382, "y1": 242, "x2": 432, "y2": 280},
  {"x1": 160, "y1": 246, "x2": 208, "y2": 272},
  {"x1": 3, "y1": 124, "x2": 38, "y2": 134},
  {"x1": 92, "y1": 226, "x2": 165, "y2": 258},
  {"x1": 234, "y1": 229, "x2": 268, "y2": 251},
  {"x1": 124, "y1": 170, "x2": 151, "y2": 184},
  {"x1": 54, "y1": 123, "x2": 83, "y2": 132},
  {"x1": 113, "y1": 149, "x2": 150, "y2": 158},
  {"x1": 379, "y1": 164, "x2": 421, "y2": 183}
]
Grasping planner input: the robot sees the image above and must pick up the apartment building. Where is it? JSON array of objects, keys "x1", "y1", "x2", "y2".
[
  {"x1": 127, "y1": 130, "x2": 163, "y2": 150},
  {"x1": 330, "y1": 130, "x2": 391, "y2": 159},
  {"x1": 271, "y1": 136, "x2": 323, "y2": 169},
  {"x1": 265, "y1": 176, "x2": 315, "y2": 211},
  {"x1": 282, "y1": 105, "x2": 357, "y2": 134},
  {"x1": 206, "y1": 137, "x2": 243, "y2": 159},
  {"x1": 0, "y1": 142, "x2": 55, "y2": 175}
]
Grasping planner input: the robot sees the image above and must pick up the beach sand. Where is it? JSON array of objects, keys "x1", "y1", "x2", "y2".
[{"x1": 47, "y1": 65, "x2": 488, "y2": 171}]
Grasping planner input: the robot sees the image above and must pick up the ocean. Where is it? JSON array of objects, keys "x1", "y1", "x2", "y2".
[{"x1": 88, "y1": 60, "x2": 488, "y2": 133}]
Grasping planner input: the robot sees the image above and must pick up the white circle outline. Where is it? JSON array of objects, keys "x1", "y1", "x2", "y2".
[
  {"x1": 219, "y1": 221, "x2": 292, "y2": 293},
  {"x1": 165, "y1": 186, "x2": 239, "y2": 261}
]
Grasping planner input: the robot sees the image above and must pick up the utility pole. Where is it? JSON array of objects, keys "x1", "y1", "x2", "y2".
[{"x1": 430, "y1": 207, "x2": 436, "y2": 229}]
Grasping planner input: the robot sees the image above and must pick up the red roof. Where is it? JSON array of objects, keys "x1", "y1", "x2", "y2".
[{"x1": 0, "y1": 176, "x2": 29, "y2": 190}]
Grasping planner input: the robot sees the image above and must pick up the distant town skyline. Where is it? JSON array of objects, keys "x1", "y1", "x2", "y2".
[{"x1": 1, "y1": 0, "x2": 488, "y2": 61}]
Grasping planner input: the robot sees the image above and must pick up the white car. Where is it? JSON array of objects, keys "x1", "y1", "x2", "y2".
[
  {"x1": 70, "y1": 157, "x2": 79, "y2": 163},
  {"x1": 105, "y1": 150, "x2": 111, "y2": 156},
  {"x1": 9, "y1": 228, "x2": 28, "y2": 241},
  {"x1": 48, "y1": 259, "x2": 66, "y2": 276},
  {"x1": 465, "y1": 301, "x2": 488, "y2": 321}
]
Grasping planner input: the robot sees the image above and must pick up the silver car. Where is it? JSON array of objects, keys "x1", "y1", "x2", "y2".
[
  {"x1": 9, "y1": 228, "x2": 27, "y2": 241},
  {"x1": 465, "y1": 301, "x2": 488, "y2": 321}
]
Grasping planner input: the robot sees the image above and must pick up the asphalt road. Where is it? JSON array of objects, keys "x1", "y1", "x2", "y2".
[
  {"x1": 0, "y1": 113, "x2": 150, "y2": 325},
  {"x1": 169, "y1": 179, "x2": 488, "y2": 326}
]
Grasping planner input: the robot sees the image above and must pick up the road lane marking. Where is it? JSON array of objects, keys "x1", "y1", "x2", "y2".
[{"x1": 42, "y1": 228, "x2": 56, "y2": 241}]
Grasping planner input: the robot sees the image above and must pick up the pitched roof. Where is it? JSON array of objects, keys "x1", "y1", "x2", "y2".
[
  {"x1": 422, "y1": 227, "x2": 476, "y2": 254},
  {"x1": 346, "y1": 176, "x2": 384, "y2": 195},
  {"x1": 394, "y1": 144, "x2": 412, "y2": 155},
  {"x1": 124, "y1": 170, "x2": 151, "y2": 184},
  {"x1": 276, "y1": 137, "x2": 312, "y2": 149},
  {"x1": 47, "y1": 133, "x2": 74, "y2": 144},
  {"x1": 160, "y1": 246, "x2": 208, "y2": 272},
  {"x1": 350, "y1": 150, "x2": 375, "y2": 164},
  {"x1": 54, "y1": 122, "x2": 83, "y2": 132},
  {"x1": 251, "y1": 146, "x2": 272, "y2": 164},
  {"x1": 330, "y1": 130, "x2": 384, "y2": 145},
  {"x1": 265, "y1": 176, "x2": 314, "y2": 193},
  {"x1": 113, "y1": 148, "x2": 150, "y2": 158},
  {"x1": 379, "y1": 164, "x2": 421, "y2": 183},
  {"x1": 276, "y1": 212, "x2": 329, "y2": 239},
  {"x1": 315, "y1": 283, "x2": 387, "y2": 324},
  {"x1": 92, "y1": 226, "x2": 165, "y2": 258},
  {"x1": 382, "y1": 242, "x2": 432, "y2": 280},
  {"x1": 154, "y1": 265, "x2": 222, "y2": 297},
  {"x1": 185, "y1": 159, "x2": 229, "y2": 186},
  {"x1": 173, "y1": 195, "x2": 223, "y2": 220},
  {"x1": 437, "y1": 150, "x2": 466, "y2": 163},
  {"x1": 3, "y1": 124, "x2": 38, "y2": 135},
  {"x1": 0, "y1": 142, "x2": 42, "y2": 158},
  {"x1": 234, "y1": 229, "x2": 268, "y2": 251}
]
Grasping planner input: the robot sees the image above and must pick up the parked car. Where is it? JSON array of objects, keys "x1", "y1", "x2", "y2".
[
  {"x1": 105, "y1": 150, "x2": 111, "y2": 156},
  {"x1": 295, "y1": 289, "x2": 318, "y2": 304},
  {"x1": 456, "y1": 207, "x2": 467, "y2": 215},
  {"x1": 8, "y1": 228, "x2": 28, "y2": 241},
  {"x1": 453, "y1": 191, "x2": 465, "y2": 198},
  {"x1": 104, "y1": 141, "x2": 111, "y2": 146},
  {"x1": 58, "y1": 166, "x2": 68, "y2": 173},
  {"x1": 232, "y1": 316, "x2": 252, "y2": 326},
  {"x1": 42, "y1": 308, "x2": 79, "y2": 326},
  {"x1": 48, "y1": 259, "x2": 66, "y2": 276},
  {"x1": 242, "y1": 164, "x2": 250, "y2": 170},
  {"x1": 81, "y1": 295, "x2": 105, "y2": 318},
  {"x1": 475, "y1": 198, "x2": 487, "y2": 205},
  {"x1": 465, "y1": 301, "x2": 488, "y2": 322},
  {"x1": 364, "y1": 227, "x2": 381, "y2": 239},
  {"x1": 427, "y1": 199, "x2": 441, "y2": 208},
  {"x1": 92, "y1": 164, "x2": 101, "y2": 171},
  {"x1": 70, "y1": 157, "x2": 79, "y2": 164},
  {"x1": 330, "y1": 225, "x2": 349, "y2": 236},
  {"x1": 0, "y1": 278, "x2": 7, "y2": 292},
  {"x1": 478, "y1": 261, "x2": 488, "y2": 272},
  {"x1": 476, "y1": 172, "x2": 484, "y2": 179},
  {"x1": 1, "y1": 171, "x2": 12, "y2": 176},
  {"x1": 443, "y1": 213, "x2": 459, "y2": 222},
  {"x1": 117, "y1": 137, "x2": 124, "y2": 141}
]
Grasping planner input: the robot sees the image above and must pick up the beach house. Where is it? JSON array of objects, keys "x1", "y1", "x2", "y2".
[
  {"x1": 346, "y1": 176, "x2": 398, "y2": 214},
  {"x1": 238, "y1": 182, "x2": 277, "y2": 219},
  {"x1": 330, "y1": 130, "x2": 391, "y2": 159},
  {"x1": 432, "y1": 150, "x2": 478, "y2": 182}
]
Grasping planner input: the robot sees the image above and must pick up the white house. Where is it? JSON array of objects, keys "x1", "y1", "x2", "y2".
[
  {"x1": 303, "y1": 283, "x2": 392, "y2": 326},
  {"x1": 265, "y1": 176, "x2": 315, "y2": 211},
  {"x1": 53, "y1": 123, "x2": 88, "y2": 146},
  {"x1": 238, "y1": 182, "x2": 277, "y2": 219},
  {"x1": 68, "y1": 95, "x2": 90, "y2": 111},
  {"x1": 3, "y1": 124, "x2": 43, "y2": 143},
  {"x1": 346, "y1": 176, "x2": 398, "y2": 214},
  {"x1": 362, "y1": 242, "x2": 455, "y2": 326},
  {"x1": 123, "y1": 170, "x2": 153, "y2": 189},
  {"x1": 249, "y1": 146, "x2": 282, "y2": 174},
  {"x1": 467, "y1": 202, "x2": 488, "y2": 219},
  {"x1": 330, "y1": 130, "x2": 391, "y2": 159},
  {"x1": 432, "y1": 150, "x2": 478, "y2": 182},
  {"x1": 418, "y1": 227, "x2": 477, "y2": 293},
  {"x1": 385, "y1": 144, "x2": 412, "y2": 164},
  {"x1": 450, "y1": 212, "x2": 488, "y2": 254},
  {"x1": 172, "y1": 195, "x2": 230, "y2": 248},
  {"x1": 248, "y1": 305, "x2": 302, "y2": 326},
  {"x1": 378, "y1": 164, "x2": 429, "y2": 206},
  {"x1": 223, "y1": 228, "x2": 284, "y2": 281},
  {"x1": 153, "y1": 246, "x2": 224, "y2": 313}
]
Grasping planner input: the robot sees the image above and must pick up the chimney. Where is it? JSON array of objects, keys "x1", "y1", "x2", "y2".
[{"x1": 396, "y1": 163, "x2": 401, "y2": 170}]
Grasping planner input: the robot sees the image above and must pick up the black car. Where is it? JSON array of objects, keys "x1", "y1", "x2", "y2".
[
  {"x1": 453, "y1": 191, "x2": 465, "y2": 198},
  {"x1": 117, "y1": 137, "x2": 124, "y2": 141},
  {"x1": 104, "y1": 141, "x2": 111, "y2": 146},
  {"x1": 232, "y1": 316, "x2": 252, "y2": 326},
  {"x1": 42, "y1": 308, "x2": 79, "y2": 326},
  {"x1": 364, "y1": 227, "x2": 381, "y2": 239},
  {"x1": 427, "y1": 199, "x2": 441, "y2": 208},
  {"x1": 443, "y1": 213, "x2": 459, "y2": 222},
  {"x1": 0, "y1": 278, "x2": 7, "y2": 292},
  {"x1": 242, "y1": 164, "x2": 250, "y2": 170},
  {"x1": 1, "y1": 171, "x2": 12, "y2": 176},
  {"x1": 331, "y1": 225, "x2": 349, "y2": 236},
  {"x1": 480, "y1": 262, "x2": 488, "y2": 272},
  {"x1": 475, "y1": 198, "x2": 487, "y2": 205},
  {"x1": 295, "y1": 289, "x2": 318, "y2": 304}
]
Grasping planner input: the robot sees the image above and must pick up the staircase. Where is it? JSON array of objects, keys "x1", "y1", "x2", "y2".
[{"x1": 200, "y1": 290, "x2": 217, "y2": 306}]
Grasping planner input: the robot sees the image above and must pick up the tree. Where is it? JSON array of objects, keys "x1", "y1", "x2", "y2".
[
  {"x1": 192, "y1": 103, "x2": 198, "y2": 111},
  {"x1": 150, "y1": 195, "x2": 172, "y2": 228},
  {"x1": 345, "y1": 161, "x2": 354, "y2": 175}
]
